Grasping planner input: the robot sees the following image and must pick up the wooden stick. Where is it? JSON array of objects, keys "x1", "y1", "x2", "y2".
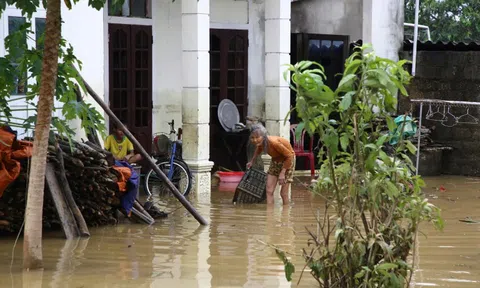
[
  {"x1": 45, "y1": 163, "x2": 79, "y2": 239},
  {"x1": 74, "y1": 67, "x2": 208, "y2": 226},
  {"x1": 55, "y1": 145, "x2": 91, "y2": 237},
  {"x1": 130, "y1": 207, "x2": 155, "y2": 225},
  {"x1": 133, "y1": 200, "x2": 155, "y2": 223}
]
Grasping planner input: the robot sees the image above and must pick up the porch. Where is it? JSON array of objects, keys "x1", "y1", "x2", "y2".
[
  {"x1": 103, "y1": 0, "x2": 405, "y2": 198},
  {"x1": 105, "y1": 0, "x2": 292, "y2": 198}
]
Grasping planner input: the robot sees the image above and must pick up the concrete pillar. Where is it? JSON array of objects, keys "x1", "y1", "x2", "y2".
[
  {"x1": 362, "y1": 0, "x2": 404, "y2": 61},
  {"x1": 181, "y1": 0, "x2": 213, "y2": 199},
  {"x1": 264, "y1": 0, "x2": 291, "y2": 139}
]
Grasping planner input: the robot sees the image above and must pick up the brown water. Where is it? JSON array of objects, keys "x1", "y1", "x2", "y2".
[{"x1": 0, "y1": 176, "x2": 478, "y2": 287}]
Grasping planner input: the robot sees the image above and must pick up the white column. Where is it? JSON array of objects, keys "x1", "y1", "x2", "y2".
[
  {"x1": 182, "y1": 0, "x2": 213, "y2": 200},
  {"x1": 362, "y1": 0, "x2": 404, "y2": 61},
  {"x1": 264, "y1": 0, "x2": 291, "y2": 139}
]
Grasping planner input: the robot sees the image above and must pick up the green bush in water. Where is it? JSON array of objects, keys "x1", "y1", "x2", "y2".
[{"x1": 278, "y1": 44, "x2": 444, "y2": 287}]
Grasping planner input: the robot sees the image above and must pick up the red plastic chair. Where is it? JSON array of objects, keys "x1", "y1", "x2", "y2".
[{"x1": 290, "y1": 124, "x2": 315, "y2": 178}]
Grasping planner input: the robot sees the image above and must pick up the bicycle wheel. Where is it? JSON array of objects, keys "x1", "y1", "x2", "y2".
[{"x1": 144, "y1": 158, "x2": 192, "y2": 197}]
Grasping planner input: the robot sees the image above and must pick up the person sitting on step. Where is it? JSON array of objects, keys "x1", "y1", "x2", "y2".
[{"x1": 104, "y1": 123, "x2": 142, "y2": 164}]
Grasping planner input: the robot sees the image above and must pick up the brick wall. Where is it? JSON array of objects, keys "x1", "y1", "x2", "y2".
[{"x1": 398, "y1": 50, "x2": 480, "y2": 176}]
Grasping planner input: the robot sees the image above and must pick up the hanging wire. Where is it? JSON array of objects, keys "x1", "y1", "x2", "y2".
[
  {"x1": 411, "y1": 98, "x2": 480, "y2": 108},
  {"x1": 411, "y1": 99, "x2": 480, "y2": 127}
]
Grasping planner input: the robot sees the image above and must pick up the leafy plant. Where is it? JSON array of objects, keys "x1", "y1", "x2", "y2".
[
  {"x1": 405, "y1": 0, "x2": 480, "y2": 42},
  {"x1": 0, "y1": 0, "x2": 108, "y2": 140},
  {"x1": 281, "y1": 45, "x2": 444, "y2": 287}
]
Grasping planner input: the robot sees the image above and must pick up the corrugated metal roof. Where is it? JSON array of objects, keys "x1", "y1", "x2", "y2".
[{"x1": 403, "y1": 40, "x2": 480, "y2": 51}]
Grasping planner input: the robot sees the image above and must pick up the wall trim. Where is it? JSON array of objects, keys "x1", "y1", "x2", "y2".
[
  {"x1": 107, "y1": 16, "x2": 153, "y2": 26},
  {"x1": 103, "y1": 6, "x2": 109, "y2": 130},
  {"x1": 210, "y1": 22, "x2": 250, "y2": 30}
]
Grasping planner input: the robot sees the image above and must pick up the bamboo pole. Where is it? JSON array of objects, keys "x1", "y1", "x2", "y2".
[
  {"x1": 45, "y1": 163, "x2": 79, "y2": 239},
  {"x1": 55, "y1": 144, "x2": 91, "y2": 237},
  {"x1": 74, "y1": 69, "x2": 208, "y2": 226}
]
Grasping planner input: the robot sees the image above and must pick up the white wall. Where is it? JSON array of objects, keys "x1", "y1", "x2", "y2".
[
  {"x1": 152, "y1": 0, "x2": 183, "y2": 135},
  {"x1": 153, "y1": 0, "x2": 265, "y2": 135},
  {"x1": 211, "y1": 0, "x2": 248, "y2": 24},
  {"x1": 291, "y1": 0, "x2": 363, "y2": 41},
  {"x1": 62, "y1": 0, "x2": 105, "y2": 142},
  {"x1": 363, "y1": 0, "x2": 404, "y2": 61},
  {"x1": 291, "y1": 0, "x2": 404, "y2": 62},
  {"x1": 0, "y1": 2, "x2": 104, "y2": 142}
]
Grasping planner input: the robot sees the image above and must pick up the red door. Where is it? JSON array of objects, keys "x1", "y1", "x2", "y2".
[{"x1": 108, "y1": 24, "x2": 152, "y2": 154}]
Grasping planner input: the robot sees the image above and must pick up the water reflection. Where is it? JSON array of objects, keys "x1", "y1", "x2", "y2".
[{"x1": 0, "y1": 176, "x2": 478, "y2": 287}]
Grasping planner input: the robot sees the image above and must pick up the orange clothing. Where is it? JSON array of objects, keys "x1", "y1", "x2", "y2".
[
  {"x1": 0, "y1": 127, "x2": 33, "y2": 197},
  {"x1": 112, "y1": 166, "x2": 132, "y2": 193},
  {"x1": 254, "y1": 136, "x2": 295, "y2": 169}
]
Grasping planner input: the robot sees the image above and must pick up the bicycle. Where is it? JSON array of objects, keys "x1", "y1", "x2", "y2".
[{"x1": 144, "y1": 120, "x2": 193, "y2": 197}]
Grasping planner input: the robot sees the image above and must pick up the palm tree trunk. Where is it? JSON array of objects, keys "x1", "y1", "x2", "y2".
[{"x1": 23, "y1": 0, "x2": 62, "y2": 270}]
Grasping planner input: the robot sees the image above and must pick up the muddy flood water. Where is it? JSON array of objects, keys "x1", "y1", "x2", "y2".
[{"x1": 0, "y1": 176, "x2": 478, "y2": 287}]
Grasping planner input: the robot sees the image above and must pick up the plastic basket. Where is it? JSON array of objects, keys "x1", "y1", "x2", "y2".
[{"x1": 232, "y1": 168, "x2": 267, "y2": 204}]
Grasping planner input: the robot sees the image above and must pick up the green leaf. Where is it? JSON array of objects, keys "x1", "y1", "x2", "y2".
[
  {"x1": 355, "y1": 270, "x2": 366, "y2": 279},
  {"x1": 365, "y1": 153, "x2": 377, "y2": 170},
  {"x1": 0, "y1": 0, "x2": 40, "y2": 17},
  {"x1": 336, "y1": 74, "x2": 357, "y2": 93},
  {"x1": 364, "y1": 143, "x2": 377, "y2": 150},
  {"x1": 400, "y1": 153, "x2": 414, "y2": 167},
  {"x1": 386, "y1": 116, "x2": 396, "y2": 132},
  {"x1": 324, "y1": 132, "x2": 339, "y2": 157},
  {"x1": 295, "y1": 122, "x2": 306, "y2": 141},
  {"x1": 385, "y1": 181, "x2": 399, "y2": 197},
  {"x1": 376, "y1": 263, "x2": 398, "y2": 271},
  {"x1": 340, "y1": 133, "x2": 349, "y2": 151},
  {"x1": 343, "y1": 59, "x2": 362, "y2": 76},
  {"x1": 376, "y1": 134, "x2": 389, "y2": 147},
  {"x1": 285, "y1": 261, "x2": 295, "y2": 282},
  {"x1": 299, "y1": 61, "x2": 314, "y2": 71},
  {"x1": 389, "y1": 272, "x2": 401, "y2": 287},
  {"x1": 405, "y1": 141, "x2": 417, "y2": 154},
  {"x1": 339, "y1": 91, "x2": 355, "y2": 111},
  {"x1": 307, "y1": 121, "x2": 316, "y2": 135},
  {"x1": 64, "y1": 0, "x2": 72, "y2": 9},
  {"x1": 364, "y1": 78, "x2": 382, "y2": 89},
  {"x1": 379, "y1": 150, "x2": 392, "y2": 166},
  {"x1": 275, "y1": 249, "x2": 295, "y2": 282}
]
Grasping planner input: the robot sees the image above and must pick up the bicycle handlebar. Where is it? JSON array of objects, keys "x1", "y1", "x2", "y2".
[{"x1": 168, "y1": 119, "x2": 176, "y2": 135}]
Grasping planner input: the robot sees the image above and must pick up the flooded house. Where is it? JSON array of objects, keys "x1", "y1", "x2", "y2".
[{"x1": 0, "y1": 0, "x2": 404, "y2": 198}]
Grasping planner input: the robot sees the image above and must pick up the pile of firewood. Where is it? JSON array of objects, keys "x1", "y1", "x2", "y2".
[
  {"x1": 0, "y1": 162, "x2": 62, "y2": 233},
  {"x1": 0, "y1": 137, "x2": 125, "y2": 234},
  {"x1": 47, "y1": 138, "x2": 121, "y2": 227}
]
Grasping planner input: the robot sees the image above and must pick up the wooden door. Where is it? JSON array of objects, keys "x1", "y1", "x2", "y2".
[
  {"x1": 209, "y1": 29, "x2": 248, "y2": 170},
  {"x1": 210, "y1": 29, "x2": 248, "y2": 169},
  {"x1": 108, "y1": 24, "x2": 152, "y2": 154}
]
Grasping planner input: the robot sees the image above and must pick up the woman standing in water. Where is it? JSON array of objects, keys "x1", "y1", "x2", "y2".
[{"x1": 247, "y1": 124, "x2": 295, "y2": 205}]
